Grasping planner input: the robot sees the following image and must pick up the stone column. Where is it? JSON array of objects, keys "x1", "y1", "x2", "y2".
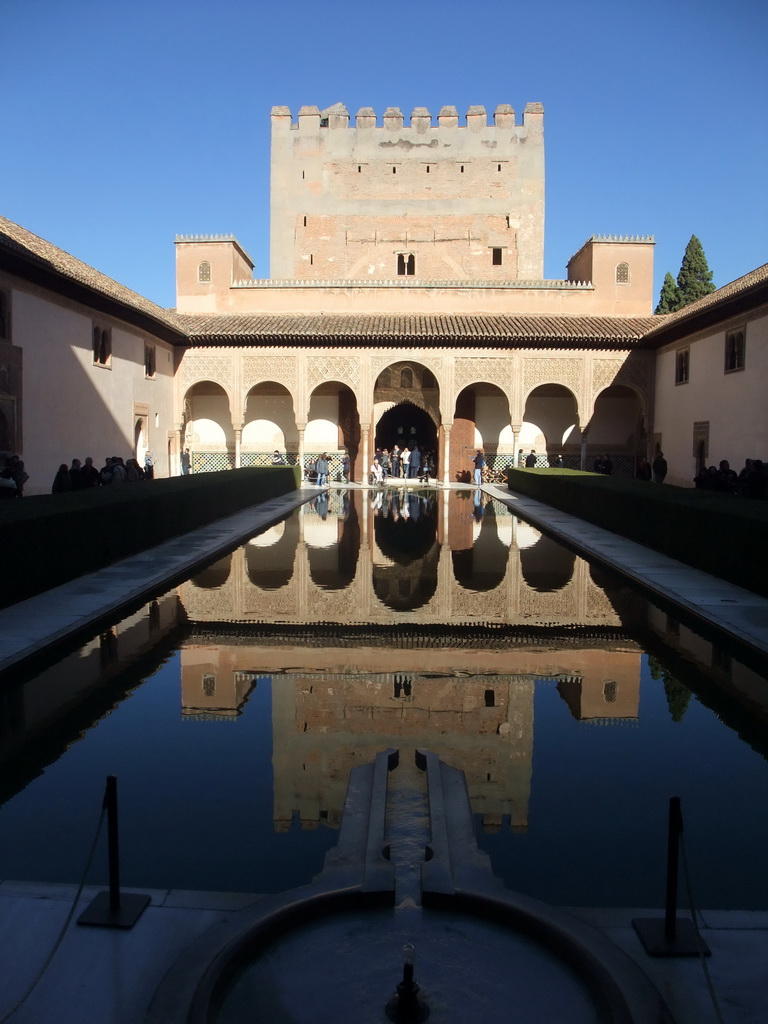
[
  {"x1": 361, "y1": 424, "x2": 370, "y2": 482},
  {"x1": 177, "y1": 426, "x2": 185, "y2": 475},
  {"x1": 297, "y1": 424, "x2": 306, "y2": 481},
  {"x1": 511, "y1": 424, "x2": 521, "y2": 471},
  {"x1": 580, "y1": 429, "x2": 589, "y2": 471},
  {"x1": 442, "y1": 423, "x2": 452, "y2": 485},
  {"x1": 233, "y1": 427, "x2": 242, "y2": 469}
]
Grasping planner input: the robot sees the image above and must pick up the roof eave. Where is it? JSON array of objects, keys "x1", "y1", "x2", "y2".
[{"x1": 0, "y1": 247, "x2": 187, "y2": 347}]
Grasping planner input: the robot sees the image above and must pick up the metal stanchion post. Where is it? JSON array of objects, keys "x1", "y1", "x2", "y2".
[
  {"x1": 78, "y1": 775, "x2": 151, "y2": 929},
  {"x1": 632, "y1": 796, "x2": 710, "y2": 957}
]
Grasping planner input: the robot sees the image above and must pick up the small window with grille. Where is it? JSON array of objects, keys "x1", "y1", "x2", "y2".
[
  {"x1": 616, "y1": 262, "x2": 629, "y2": 284},
  {"x1": 198, "y1": 261, "x2": 211, "y2": 283}
]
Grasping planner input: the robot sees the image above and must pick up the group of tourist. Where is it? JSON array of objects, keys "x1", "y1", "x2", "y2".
[
  {"x1": 693, "y1": 457, "x2": 768, "y2": 499},
  {"x1": 370, "y1": 444, "x2": 436, "y2": 485},
  {"x1": 0, "y1": 454, "x2": 29, "y2": 498},
  {"x1": 51, "y1": 453, "x2": 155, "y2": 492}
]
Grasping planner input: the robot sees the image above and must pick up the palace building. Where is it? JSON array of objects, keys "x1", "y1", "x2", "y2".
[{"x1": 1, "y1": 101, "x2": 765, "y2": 493}]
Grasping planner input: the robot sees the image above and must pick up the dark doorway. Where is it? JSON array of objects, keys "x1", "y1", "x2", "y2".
[{"x1": 375, "y1": 401, "x2": 437, "y2": 455}]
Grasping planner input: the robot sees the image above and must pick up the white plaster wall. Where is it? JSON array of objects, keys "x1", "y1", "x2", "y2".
[
  {"x1": 243, "y1": 393, "x2": 295, "y2": 449},
  {"x1": 587, "y1": 393, "x2": 640, "y2": 447},
  {"x1": 11, "y1": 287, "x2": 176, "y2": 494},
  {"x1": 189, "y1": 394, "x2": 232, "y2": 445},
  {"x1": 305, "y1": 394, "x2": 340, "y2": 448},
  {"x1": 523, "y1": 393, "x2": 581, "y2": 450},
  {"x1": 653, "y1": 311, "x2": 768, "y2": 487},
  {"x1": 474, "y1": 394, "x2": 512, "y2": 449}
]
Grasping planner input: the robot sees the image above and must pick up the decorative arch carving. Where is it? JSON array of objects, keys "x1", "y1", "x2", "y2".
[
  {"x1": 306, "y1": 355, "x2": 361, "y2": 392},
  {"x1": 454, "y1": 357, "x2": 513, "y2": 394},
  {"x1": 522, "y1": 357, "x2": 583, "y2": 403},
  {"x1": 241, "y1": 354, "x2": 298, "y2": 394}
]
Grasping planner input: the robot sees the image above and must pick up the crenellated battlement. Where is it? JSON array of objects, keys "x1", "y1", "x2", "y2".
[
  {"x1": 270, "y1": 100, "x2": 545, "y2": 282},
  {"x1": 270, "y1": 102, "x2": 543, "y2": 130},
  {"x1": 588, "y1": 234, "x2": 655, "y2": 244}
]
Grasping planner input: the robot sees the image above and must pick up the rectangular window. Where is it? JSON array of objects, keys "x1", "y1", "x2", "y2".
[
  {"x1": 0, "y1": 290, "x2": 11, "y2": 340},
  {"x1": 92, "y1": 325, "x2": 112, "y2": 368},
  {"x1": 724, "y1": 329, "x2": 745, "y2": 372},
  {"x1": 144, "y1": 344, "x2": 156, "y2": 379},
  {"x1": 492, "y1": 248, "x2": 503, "y2": 266},
  {"x1": 675, "y1": 348, "x2": 689, "y2": 385}
]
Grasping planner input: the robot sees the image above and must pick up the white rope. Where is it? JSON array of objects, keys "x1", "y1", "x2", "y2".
[
  {"x1": 679, "y1": 827, "x2": 727, "y2": 1024},
  {"x1": 1, "y1": 803, "x2": 106, "y2": 1023}
]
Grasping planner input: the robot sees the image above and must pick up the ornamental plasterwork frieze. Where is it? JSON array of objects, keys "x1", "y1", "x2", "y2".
[
  {"x1": 306, "y1": 355, "x2": 361, "y2": 392},
  {"x1": 241, "y1": 354, "x2": 298, "y2": 393},
  {"x1": 522, "y1": 357, "x2": 583, "y2": 400},
  {"x1": 590, "y1": 358, "x2": 628, "y2": 396},
  {"x1": 454, "y1": 357, "x2": 513, "y2": 394},
  {"x1": 610, "y1": 352, "x2": 653, "y2": 393},
  {"x1": 177, "y1": 352, "x2": 235, "y2": 394}
]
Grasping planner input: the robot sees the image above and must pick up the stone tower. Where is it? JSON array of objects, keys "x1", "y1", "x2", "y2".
[{"x1": 270, "y1": 102, "x2": 544, "y2": 282}]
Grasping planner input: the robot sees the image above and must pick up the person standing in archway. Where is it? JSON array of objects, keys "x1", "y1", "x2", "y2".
[
  {"x1": 409, "y1": 446, "x2": 421, "y2": 480},
  {"x1": 391, "y1": 444, "x2": 401, "y2": 479},
  {"x1": 401, "y1": 446, "x2": 411, "y2": 479},
  {"x1": 471, "y1": 449, "x2": 485, "y2": 486}
]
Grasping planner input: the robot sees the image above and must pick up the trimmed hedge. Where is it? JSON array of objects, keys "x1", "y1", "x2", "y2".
[
  {"x1": 507, "y1": 468, "x2": 768, "y2": 598},
  {"x1": 0, "y1": 466, "x2": 300, "y2": 609}
]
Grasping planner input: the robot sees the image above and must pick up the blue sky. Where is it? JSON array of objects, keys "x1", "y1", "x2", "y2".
[{"x1": 4, "y1": 0, "x2": 767, "y2": 308}]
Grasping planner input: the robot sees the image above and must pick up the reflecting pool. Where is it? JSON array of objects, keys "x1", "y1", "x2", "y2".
[{"x1": 1, "y1": 488, "x2": 768, "y2": 909}]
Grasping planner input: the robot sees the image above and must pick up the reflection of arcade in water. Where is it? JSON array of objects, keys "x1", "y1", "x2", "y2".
[
  {"x1": 178, "y1": 490, "x2": 643, "y2": 836},
  {"x1": 178, "y1": 490, "x2": 626, "y2": 627}
]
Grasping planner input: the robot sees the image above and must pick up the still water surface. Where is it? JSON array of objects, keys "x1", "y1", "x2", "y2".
[{"x1": 1, "y1": 488, "x2": 767, "y2": 908}]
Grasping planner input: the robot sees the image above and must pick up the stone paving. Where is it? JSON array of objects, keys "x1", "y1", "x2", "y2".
[{"x1": 0, "y1": 483, "x2": 766, "y2": 1023}]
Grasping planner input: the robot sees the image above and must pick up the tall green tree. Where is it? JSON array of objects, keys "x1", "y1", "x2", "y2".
[
  {"x1": 654, "y1": 235, "x2": 716, "y2": 314},
  {"x1": 654, "y1": 271, "x2": 681, "y2": 314},
  {"x1": 676, "y1": 234, "x2": 716, "y2": 306}
]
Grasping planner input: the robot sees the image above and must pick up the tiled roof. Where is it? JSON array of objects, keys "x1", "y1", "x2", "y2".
[
  {"x1": 0, "y1": 215, "x2": 185, "y2": 341},
  {"x1": 641, "y1": 262, "x2": 768, "y2": 347},
  {"x1": 176, "y1": 312, "x2": 656, "y2": 347}
]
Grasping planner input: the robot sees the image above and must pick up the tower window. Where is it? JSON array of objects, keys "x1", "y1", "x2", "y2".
[
  {"x1": 197, "y1": 261, "x2": 211, "y2": 283},
  {"x1": 397, "y1": 253, "x2": 415, "y2": 276},
  {"x1": 616, "y1": 262, "x2": 630, "y2": 284},
  {"x1": 497, "y1": 164, "x2": 502, "y2": 171},
  {"x1": 492, "y1": 248, "x2": 503, "y2": 266},
  {"x1": 303, "y1": 216, "x2": 307, "y2": 227},
  {"x1": 392, "y1": 166, "x2": 397, "y2": 174},
  {"x1": 358, "y1": 165, "x2": 362, "y2": 172},
  {"x1": 484, "y1": 689, "x2": 495, "y2": 707},
  {"x1": 460, "y1": 165, "x2": 465, "y2": 173}
]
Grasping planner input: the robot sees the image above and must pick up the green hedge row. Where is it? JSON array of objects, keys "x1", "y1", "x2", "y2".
[
  {"x1": 0, "y1": 466, "x2": 300, "y2": 609},
  {"x1": 506, "y1": 468, "x2": 768, "y2": 598}
]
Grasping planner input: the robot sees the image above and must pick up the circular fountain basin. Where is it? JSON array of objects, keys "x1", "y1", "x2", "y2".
[{"x1": 215, "y1": 905, "x2": 599, "y2": 1024}]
